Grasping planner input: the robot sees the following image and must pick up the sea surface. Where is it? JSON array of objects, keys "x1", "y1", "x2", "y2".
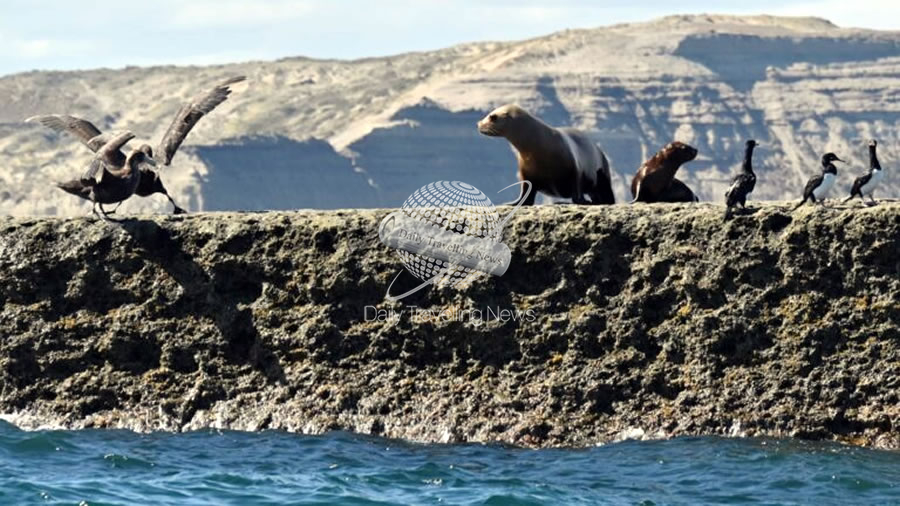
[{"x1": 1, "y1": 421, "x2": 899, "y2": 505}]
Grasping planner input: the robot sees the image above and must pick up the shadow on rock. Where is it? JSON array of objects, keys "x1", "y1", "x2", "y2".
[{"x1": 119, "y1": 219, "x2": 286, "y2": 384}]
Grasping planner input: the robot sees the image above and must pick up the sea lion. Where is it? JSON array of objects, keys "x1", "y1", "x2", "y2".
[
  {"x1": 631, "y1": 141, "x2": 699, "y2": 203},
  {"x1": 658, "y1": 178, "x2": 700, "y2": 203},
  {"x1": 477, "y1": 104, "x2": 615, "y2": 206}
]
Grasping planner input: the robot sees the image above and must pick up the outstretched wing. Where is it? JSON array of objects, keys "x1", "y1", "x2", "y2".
[
  {"x1": 26, "y1": 114, "x2": 114, "y2": 153},
  {"x1": 156, "y1": 76, "x2": 246, "y2": 166},
  {"x1": 803, "y1": 174, "x2": 823, "y2": 199},
  {"x1": 80, "y1": 158, "x2": 108, "y2": 185},
  {"x1": 82, "y1": 131, "x2": 135, "y2": 183}
]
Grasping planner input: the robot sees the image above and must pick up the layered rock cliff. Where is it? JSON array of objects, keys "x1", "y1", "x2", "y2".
[
  {"x1": 1, "y1": 202, "x2": 898, "y2": 448},
  {"x1": 2, "y1": 14, "x2": 899, "y2": 215}
]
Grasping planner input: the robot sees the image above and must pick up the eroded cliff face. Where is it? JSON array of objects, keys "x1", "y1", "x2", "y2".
[
  {"x1": 2, "y1": 15, "x2": 900, "y2": 215},
  {"x1": 0, "y1": 202, "x2": 899, "y2": 448}
]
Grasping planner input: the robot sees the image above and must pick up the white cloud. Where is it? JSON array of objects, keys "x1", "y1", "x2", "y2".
[
  {"x1": 1, "y1": 0, "x2": 897, "y2": 76},
  {"x1": 762, "y1": 0, "x2": 900, "y2": 30},
  {"x1": 168, "y1": 0, "x2": 316, "y2": 28},
  {"x1": 124, "y1": 50, "x2": 272, "y2": 68},
  {"x1": 0, "y1": 30, "x2": 95, "y2": 62},
  {"x1": 14, "y1": 38, "x2": 52, "y2": 58}
]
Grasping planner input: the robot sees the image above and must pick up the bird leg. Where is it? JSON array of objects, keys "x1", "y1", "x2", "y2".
[
  {"x1": 91, "y1": 202, "x2": 110, "y2": 223},
  {"x1": 163, "y1": 194, "x2": 187, "y2": 214},
  {"x1": 105, "y1": 201, "x2": 124, "y2": 215},
  {"x1": 95, "y1": 203, "x2": 122, "y2": 223},
  {"x1": 867, "y1": 195, "x2": 878, "y2": 206}
]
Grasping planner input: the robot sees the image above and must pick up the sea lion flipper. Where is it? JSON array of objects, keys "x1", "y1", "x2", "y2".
[
  {"x1": 500, "y1": 179, "x2": 536, "y2": 207},
  {"x1": 588, "y1": 151, "x2": 616, "y2": 204}
]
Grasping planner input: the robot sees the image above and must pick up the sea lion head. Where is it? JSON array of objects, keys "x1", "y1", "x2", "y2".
[
  {"x1": 477, "y1": 104, "x2": 528, "y2": 137},
  {"x1": 868, "y1": 139, "x2": 877, "y2": 148},
  {"x1": 663, "y1": 141, "x2": 698, "y2": 164}
]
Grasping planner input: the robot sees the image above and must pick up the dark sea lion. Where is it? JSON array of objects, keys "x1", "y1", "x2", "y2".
[
  {"x1": 477, "y1": 104, "x2": 615, "y2": 206},
  {"x1": 631, "y1": 141, "x2": 699, "y2": 203}
]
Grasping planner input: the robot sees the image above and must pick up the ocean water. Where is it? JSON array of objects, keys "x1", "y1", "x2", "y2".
[{"x1": 1, "y1": 421, "x2": 898, "y2": 505}]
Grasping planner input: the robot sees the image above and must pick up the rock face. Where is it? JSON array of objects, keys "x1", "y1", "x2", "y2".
[
  {"x1": 1, "y1": 202, "x2": 898, "y2": 449},
  {"x1": 2, "y1": 14, "x2": 900, "y2": 215}
]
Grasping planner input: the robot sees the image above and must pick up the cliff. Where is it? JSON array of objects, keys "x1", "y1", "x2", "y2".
[
  {"x1": 2, "y1": 14, "x2": 900, "y2": 215},
  {"x1": 1, "y1": 201, "x2": 899, "y2": 448}
]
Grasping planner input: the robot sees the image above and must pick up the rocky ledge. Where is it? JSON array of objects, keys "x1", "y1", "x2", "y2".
[{"x1": 0, "y1": 202, "x2": 898, "y2": 449}]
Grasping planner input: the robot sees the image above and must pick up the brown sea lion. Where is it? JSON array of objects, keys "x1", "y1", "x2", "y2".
[
  {"x1": 657, "y1": 178, "x2": 700, "y2": 203},
  {"x1": 631, "y1": 141, "x2": 699, "y2": 203},
  {"x1": 477, "y1": 104, "x2": 615, "y2": 205}
]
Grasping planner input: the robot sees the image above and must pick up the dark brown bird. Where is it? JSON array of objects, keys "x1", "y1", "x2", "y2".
[
  {"x1": 28, "y1": 75, "x2": 246, "y2": 215},
  {"x1": 51, "y1": 130, "x2": 156, "y2": 221},
  {"x1": 843, "y1": 140, "x2": 884, "y2": 206},
  {"x1": 724, "y1": 140, "x2": 759, "y2": 220},
  {"x1": 792, "y1": 152, "x2": 842, "y2": 211}
]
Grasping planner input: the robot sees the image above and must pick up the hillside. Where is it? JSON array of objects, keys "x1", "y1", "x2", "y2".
[{"x1": 1, "y1": 14, "x2": 899, "y2": 215}]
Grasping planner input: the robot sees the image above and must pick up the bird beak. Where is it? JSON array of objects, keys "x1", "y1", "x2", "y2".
[
  {"x1": 835, "y1": 157, "x2": 844, "y2": 163},
  {"x1": 146, "y1": 157, "x2": 158, "y2": 167}
]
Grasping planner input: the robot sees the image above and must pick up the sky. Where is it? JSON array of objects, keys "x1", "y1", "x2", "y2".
[{"x1": 1, "y1": 0, "x2": 898, "y2": 77}]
